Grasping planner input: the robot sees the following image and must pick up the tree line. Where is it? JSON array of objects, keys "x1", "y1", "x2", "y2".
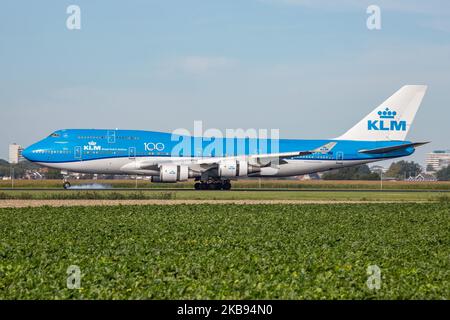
[{"x1": 323, "y1": 160, "x2": 450, "y2": 181}]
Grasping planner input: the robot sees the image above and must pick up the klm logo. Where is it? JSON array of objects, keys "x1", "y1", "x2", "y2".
[
  {"x1": 84, "y1": 141, "x2": 102, "y2": 151},
  {"x1": 368, "y1": 107, "x2": 406, "y2": 131}
]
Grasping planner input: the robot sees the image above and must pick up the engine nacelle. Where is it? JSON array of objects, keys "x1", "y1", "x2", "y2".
[
  {"x1": 218, "y1": 160, "x2": 250, "y2": 177},
  {"x1": 151, "y1": 165, "x2": 189, "y2": 183}
]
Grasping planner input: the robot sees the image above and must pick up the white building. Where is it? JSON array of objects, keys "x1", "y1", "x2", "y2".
[
  {"x1": 370, "y1": 165, "x2": 388, "y2": 174},
  {"x1": 406, "y1": 173, "x2": 437, "y2": 182},
  {"x1": 426, "y1": 150, "x2": 450, "y2": 172}
]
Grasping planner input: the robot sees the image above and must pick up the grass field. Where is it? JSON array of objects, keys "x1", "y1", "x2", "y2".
[
  {"x1": 1, "y1": 179, "x2": 450, "y2": 190},
  {"x1": 0, "y1": 203, "x2": 448, "y2": 299},
  {"x1": 1, "y1": 190, "x2": 450, "y2": 202}
]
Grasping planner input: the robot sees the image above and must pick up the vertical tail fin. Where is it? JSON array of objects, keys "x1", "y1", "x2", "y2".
[{"x1": 336, "y1": 85, "x2": 427, "y2": 141}]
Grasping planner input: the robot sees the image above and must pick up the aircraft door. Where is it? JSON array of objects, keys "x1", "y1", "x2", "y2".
[
  {"x1": 336, "y1": 151, "x2": 344, "y2": 165},
  {"x1": 129, "y1": 147, "x2": 136, "y2": 159},
  {"x1": 75, "y1": 146, "x2": 82, "y2": 160},
  {"x1": 107, "y1": 130, "x2": 116, "y2": 144}
]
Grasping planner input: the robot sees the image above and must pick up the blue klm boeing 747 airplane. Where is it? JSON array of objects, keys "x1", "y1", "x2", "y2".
[{"x1": 22, "y1": 85, "x2": 428, "y2": 190}]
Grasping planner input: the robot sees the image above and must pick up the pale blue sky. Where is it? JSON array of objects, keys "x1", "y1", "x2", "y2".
[{"x1": 1, "y1": 0, "x2": 449, "y2": 166}]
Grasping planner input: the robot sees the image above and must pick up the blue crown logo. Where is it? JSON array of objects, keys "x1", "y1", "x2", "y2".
[{"x1": 378, "y1": 107, "x2": 397, "y2": 119}]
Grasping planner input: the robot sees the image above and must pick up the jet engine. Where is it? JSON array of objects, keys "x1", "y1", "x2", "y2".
[
  {"x1": 151, "y1": 165, "x2": 190, "y2": 182},
  {"x1": 218, "y1": 160, "x2": 259, "y2": 178}
]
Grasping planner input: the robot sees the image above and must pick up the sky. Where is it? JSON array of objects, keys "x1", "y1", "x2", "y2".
[{"x1": 1, "y1": 0, "x2": 449, "y2": 167}]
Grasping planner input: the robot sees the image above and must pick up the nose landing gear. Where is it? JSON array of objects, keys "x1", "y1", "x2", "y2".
[
  {"x1": 194, "y1": 179, "x2": 232, "y2": 190},
  {"x1": 63, "y1": 176, "x2": 71, "y2": 189}
]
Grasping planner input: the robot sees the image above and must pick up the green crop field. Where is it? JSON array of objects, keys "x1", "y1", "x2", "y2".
[{"x1": 0, "y1": 203, "x2": 449, "y2": 299}]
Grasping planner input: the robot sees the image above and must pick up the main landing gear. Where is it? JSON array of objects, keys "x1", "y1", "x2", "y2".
[{"x1": 194, "y1": 179, "x2": 232, "y2": 190}]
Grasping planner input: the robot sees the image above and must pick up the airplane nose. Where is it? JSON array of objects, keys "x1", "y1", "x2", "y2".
[
  {"x1": 22, "y1": 144, "x2": 41, "y2": 162},
  {"x1": 22, "y1": 140, "x2": 49, "y2": 162},
  {"x1": 21, "y1": 146, "x2": 33, "y2": 161}
]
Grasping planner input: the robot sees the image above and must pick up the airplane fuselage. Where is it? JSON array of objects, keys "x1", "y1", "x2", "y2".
[{"x1": 22, "y1": 129, "x2": 414, "y2": 177}]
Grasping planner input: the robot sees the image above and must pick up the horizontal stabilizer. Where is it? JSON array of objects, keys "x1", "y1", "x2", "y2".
[{"x1": 358, "y1": 142, "x2": 429, "y2": 154}]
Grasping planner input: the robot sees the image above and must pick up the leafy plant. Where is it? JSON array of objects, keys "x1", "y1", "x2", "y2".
[{"x1": 0, "y1": 203, "x2": 448, "y2": 299}]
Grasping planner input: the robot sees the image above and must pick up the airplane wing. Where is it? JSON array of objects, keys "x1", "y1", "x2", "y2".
[
  {"x1": 358, "y1": 142, "x2": 429, "y2": 154},
  {"x1": 195, "y1": 150, "x2": 312, "y2": 167},
  {"x1": 127, "y1": 142, "x2": 338, "y2": 172},
  {"x1": 195, "y1": 141, "x2": 337, "y2": 167}
]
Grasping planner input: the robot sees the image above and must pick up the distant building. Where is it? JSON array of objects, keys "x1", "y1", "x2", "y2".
[
  {"x1": 406, "y1": 173, "x2": 437, "y2": 182},
  {"x1": 370, "y1": 165, "x2": 387, "y2": 174},
  {"x1": 24, "y1": 170, "x2": 43, "y2": 180},
  {"x1": 426, "y1": 150, "x2": 450, "y2": 172},
  {"x1": 298, "y1": 173, "x2": 321, "y2": 180},
  {"x1": 38, "y1": 167, "x2": 49, "y2": 174}
]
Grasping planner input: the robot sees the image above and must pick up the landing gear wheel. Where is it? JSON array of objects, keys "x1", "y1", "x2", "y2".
[
  {"x1": 222, "y1": 182, "x2": 231, "y2": 190},
  {"x1": 208, "y1": 183, "x2": 221, "y2": 190},
  {"x1": 63, "y1": 182, "x2": 71, "y2": 189},
  {"x1": 194, "y1": 180, "x2": 231, "y2": 190},
  {"x1": 195, "y1": 182, "x2": 208, "y2": 190}
]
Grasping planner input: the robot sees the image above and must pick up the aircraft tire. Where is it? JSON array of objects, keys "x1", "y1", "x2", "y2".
[
  {"x1": 222, "y1": 182, "x2": 231, "y2": 190},
  {"x1": 208, "y1": 183, "x2": 219, "y2": 190}
]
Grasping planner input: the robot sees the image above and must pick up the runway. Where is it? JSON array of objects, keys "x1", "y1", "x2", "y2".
[
  {"x1": 1, "y1": 187, "x2": 448, "y2": 207},
  {"x1": 0, "y1": 188, "x2": 449, "y2": 193}
]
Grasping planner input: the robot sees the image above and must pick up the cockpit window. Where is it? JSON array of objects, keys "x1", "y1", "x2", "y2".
[{"x1": 50, "y1": 133, "x2": 60, "y2": 138}]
